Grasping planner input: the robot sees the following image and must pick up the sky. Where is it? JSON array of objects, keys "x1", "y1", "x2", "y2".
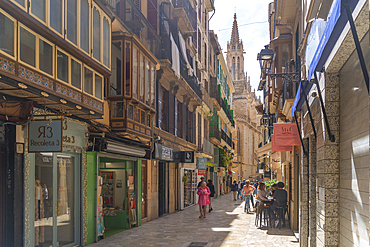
[{"x1": 209, "y1": 0, "x2": 272, "y2": 99}]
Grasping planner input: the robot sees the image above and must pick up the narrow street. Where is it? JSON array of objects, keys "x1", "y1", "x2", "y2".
[{"x1": 90, "y1": 194, "x2": 299, "y2": 247}]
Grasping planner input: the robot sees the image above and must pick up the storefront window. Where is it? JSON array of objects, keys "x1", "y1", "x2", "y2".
[
  {"x1": 67, "y1": 0, "x2": 78, "y2": 45},
  {"x1": 84, "y1": 67, "x2": 93, "y2": 95},
  {"x1": 39, "y1": 39, "x2": 53, "y2": 75},
  {"x1": 31, "y1": 0, "x2": 46, "y2": 23},
  {"x1": 20, "y1": 27, "x2": 36, "y2": 67},
  {"x1": 80, "y1": 0, "x2": 90, "y2": 53},
  {"x1": 0, "y1": 11, "x2": 15, "y2": 57},
  {"x1": 92, "y1": 6, "x2": 101, "y2": 61},
  {"x1": 184, "y1": 170, "x2": 195, "y2": 207},
  {"x1": 71, "y1": 59, "x2": 82, "y2": 89},
  {"x1": 132, "y1": 46, "x2": 138, "y2": 98},
  {"x1": 34, "y1": 153, "x2": 78, "y2": 247},
  {"x1": 111, "y1": 42, "x2": 122, "y2": 95},
  {"x1": 57, "y1": 50, "x2": 69, "y2": 82},
  {"x1": 50, "y1": 0, "x2": 63, "y2": 34}
]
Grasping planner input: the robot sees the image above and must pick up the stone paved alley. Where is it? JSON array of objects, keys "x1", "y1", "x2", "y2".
[{"x1": 90, "y1": 194, "x2": 299, "y2": 247}]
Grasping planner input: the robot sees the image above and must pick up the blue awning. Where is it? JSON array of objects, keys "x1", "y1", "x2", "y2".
[{"x1": 292, "y1": 0, "x2": 360, "y2": 115}]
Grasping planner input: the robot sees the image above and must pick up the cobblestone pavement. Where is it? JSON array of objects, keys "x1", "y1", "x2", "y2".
[{"x1": 90, "y1": 193, "x2": 299, "y2": 247}]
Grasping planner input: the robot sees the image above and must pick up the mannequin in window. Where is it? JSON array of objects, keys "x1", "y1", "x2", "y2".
[{"x1": 35, "y1": 179, "x2": 45, "y2": 246}]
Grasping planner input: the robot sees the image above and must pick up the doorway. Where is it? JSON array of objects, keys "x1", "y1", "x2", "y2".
[
  {"x1": 158, "y1": 162, "x2": 169, "y2": 217},
  {"x1": 141, "y1": 161, "x2": 148, "y2": 218},
  {"x1": 34, "y1": 152, "x2": 80, "y2": 247}
]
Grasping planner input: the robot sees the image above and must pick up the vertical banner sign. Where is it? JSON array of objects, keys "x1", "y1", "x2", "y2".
[
  {"x1": 198, "y1": 158, "x2": 207, "y2": 169},
  {"x1": 28, "y1": 119, "x2": 63, "y2": 152}
]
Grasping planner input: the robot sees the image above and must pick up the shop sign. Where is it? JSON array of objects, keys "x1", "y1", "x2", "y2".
[
  {"x1": 184, "y1": 151, "x2": 193, "y2": 163},
  {"x1": 62, "y1": 119, "x2": 87, "y2": 147},
  {"x1": 271, "y1": 134, "x2": 293, "y2": 152},
  {"x1": 28, "y1": 119, "x2": 62, "y2": 152},
  {"x1": 173, "y1": 151, "x2": 195, "y2": 163},
  {"x1": 198, "y1": 169, "x2": 207, "y2": 176},
  {"x1": 259, "y1": 169, "x2": 264, "y2": 174},
  {"x1": 198, "y1": 158, "x2": 207, "y2": 169},
  {"x1": 264, "y1": 170, "x2": 271, "y2": 178},
  {"x1": 273, "y1": 123, "x2": 300, "y2": 146},
  {"x1": 154, "y1": 143, "x2": 173, "y2": 161}
]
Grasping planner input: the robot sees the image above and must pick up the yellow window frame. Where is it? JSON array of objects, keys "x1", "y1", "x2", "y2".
[
  {"x1": 18, "y1": 24, "x2": 55, "y2": 78},
  {"x1": 29, "y1": 0, "x2": 49, "y2": 26},
  {"x1": 79, "y1": 0, "x2": 91, "y2": 56},
  {"x1": 91, "y1": 3, "x2": 102, "y2": 64},
  {"x1": 55, "y1": 47, "x2": 82, "y2": 91},
  {"x1": 0, "y1": 9, "x2": 17, "y2": 60},
  {"x1": 83, "y1": 64, "x2": 104, "y2": 102},
  {"x1": 111, "y1": 101, "x2": 125, "y2": 119},
  {"x1": 9, "y1": 0, "x2": 27, "y2": 12},
  {"x1": 47, "y1": 0, "x2": 65, "y2": 38},
  {"x1": 102, "y1": 14, "x2": 111, "y2": 69}
]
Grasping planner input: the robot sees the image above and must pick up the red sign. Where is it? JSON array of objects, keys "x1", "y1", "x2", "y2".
[
  {"x1": 271, "y1": 134, "x2": 293, "y2": 152},
  {"x1": 198, "y1": 169, "x2": 207, "y2": 176},
  {"x1": 273, "y1": 123, "x2": 300, "y2": 146}
]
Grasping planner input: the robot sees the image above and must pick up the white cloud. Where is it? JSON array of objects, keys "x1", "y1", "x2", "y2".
[{"x1": 209, "y1": 0, "x2": 272, "y2": 98}]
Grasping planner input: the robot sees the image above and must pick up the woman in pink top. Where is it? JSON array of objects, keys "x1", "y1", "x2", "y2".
[
  {"x1": 197, "y1": 181, "x2": 211, "y2": 218},
  {"x1": 242, "y1": 180, "x2": 255, "y2": 213}
]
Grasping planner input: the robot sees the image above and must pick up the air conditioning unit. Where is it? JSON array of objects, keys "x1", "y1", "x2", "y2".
[{"x1": 269, "y1": 2, "x2": 275, "y2": 17}]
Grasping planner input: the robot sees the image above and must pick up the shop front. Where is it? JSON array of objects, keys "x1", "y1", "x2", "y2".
[
  {"x1": 24, "y1": 117, "x2": 87, "y2": 247},
  {"x1": 85, "y1": 135, "x2": 150, "y2": 244},
  {"x1": 153, "y1": 144, "x2": 195, "y2": 211}
]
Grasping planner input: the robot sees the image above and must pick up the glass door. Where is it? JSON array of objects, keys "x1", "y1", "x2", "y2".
[{"x1": 35, "y1": 152, "x2": 80, "y2": 247}]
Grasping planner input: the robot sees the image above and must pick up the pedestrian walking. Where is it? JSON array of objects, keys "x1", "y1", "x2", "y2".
[
  {"x1": 237, "y1": 180, "x2": 242, "y2": 199},
  {"x1": 231, "y1": 180, "x2": 238, "y2": 201},
  {"x1": 197, "y1": 181, "x2": 211, "y2": 218},
  {"x1": 241, "y1": 180, "x2": 255, "y2": 213},
  {"x1": 197, "y1": 177, "x2": 205, "y2": 188},
  {"x1": 207, "y1": 179, "x2": 215, "y2": 212},
  {"x1": 240, "y1": 179, "x2": 246, "y2": 200}
]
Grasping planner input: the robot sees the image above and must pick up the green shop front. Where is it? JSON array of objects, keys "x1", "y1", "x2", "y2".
[
  {"x1": 24, "y1": 117, "x2": 88, "y2": 247},
  {"x1": 85, "y1": 136, "x2": 149, "y2": 244}
]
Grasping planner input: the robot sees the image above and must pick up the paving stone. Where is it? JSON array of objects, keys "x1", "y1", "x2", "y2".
[{"x1": 89, "y1": 194, "x2": 299, "y2": 247}]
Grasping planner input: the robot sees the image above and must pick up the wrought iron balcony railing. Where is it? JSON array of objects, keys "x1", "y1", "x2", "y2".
[{"x1": 221, "y1": 129, "x2": 232, "y2": 147}]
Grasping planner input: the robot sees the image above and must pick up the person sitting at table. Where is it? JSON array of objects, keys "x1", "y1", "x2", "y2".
[
  {"x1": 270, "y1": 182, "x2": 288, "y2": 227},
  {"x1": 269, "y1": 183, "x2": 278, "y2": 197},
  {"x1": 256, "y1": 183, "x2": 271, "y2": 215}
]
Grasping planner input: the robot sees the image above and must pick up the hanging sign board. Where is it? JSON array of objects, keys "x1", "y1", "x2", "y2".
[
  {"x1": 271, "y1": 134, "x2": 293, "y2": 152},
  {"x1": 273, "y1": 123, "x2": 300, "y2": 146},
  {"x1": 28, "y1": 119, "x2": 63, "y2": 152},
  {"x1": 198, "y1": 158, "x2": 207, "y2": 169},
  {"x1": 198, "y1": 169, "x2": 207, "y2": 176}
]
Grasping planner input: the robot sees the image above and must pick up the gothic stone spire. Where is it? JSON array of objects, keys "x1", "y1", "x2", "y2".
[{"x1": 230, "y1": 13, "x2": 240, "y2": 47}]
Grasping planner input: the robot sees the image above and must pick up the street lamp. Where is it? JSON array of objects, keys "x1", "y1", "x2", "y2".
[{"x1": 261, "y1": 113, "x2": 269, "y2": 127}]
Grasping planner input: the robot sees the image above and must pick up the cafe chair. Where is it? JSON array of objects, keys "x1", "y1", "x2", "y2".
[
  {"x1": 260, "y1": 203, "x2": 271, "y2": 228},
  {"x1": 276, "y1": 206, "x2": 287, "y2": 229}
]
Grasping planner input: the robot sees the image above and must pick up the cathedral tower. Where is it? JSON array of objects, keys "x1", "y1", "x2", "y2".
[{"x1": 226, "y1": 14, "x2": 245, "y2": 86}]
